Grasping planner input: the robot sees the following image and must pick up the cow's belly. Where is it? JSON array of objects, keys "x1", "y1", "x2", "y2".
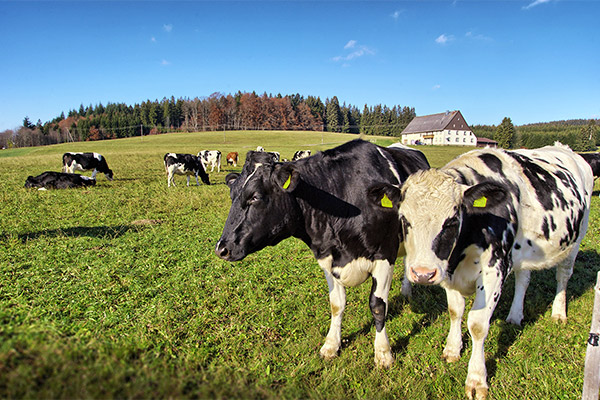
[
  {"x1": 172, "y1": 165, "x2": 194, "y2": 176},
  {"x1": 70, "y1": 162, "x2": 87, "y2": 172},
  {"x1": 327, "y1": 257, "x2": 374, "y2": 288}
]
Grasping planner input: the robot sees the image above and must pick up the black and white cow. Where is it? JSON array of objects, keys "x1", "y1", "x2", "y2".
[
  {"x1": 292, "y1": 150, "x2": 311, "y2": 161},
  {"x1": 371, "y1": 143, "x2": 593, "y2": 399},
  {"x1": 25, "y1": 171, "x2": 96, "y2": 189},
  {"x1": 198, "y1": 150, "x2": 222, "y2": 173},
  {"x1": 255, "y1": 146, "x2": 280, "y2": 162},
  {"x1": 215, "y1": 139, "x2": 430, "y2": 367},
  {"x1": 579, "y1": 152, "x2": 600, "y2": 197},
  {"x1": 164, "y1": 153, "x2": 210, "y2": 187},
  {"x1": 62, "y1": 152, "x2": 113, "y2": 180}
]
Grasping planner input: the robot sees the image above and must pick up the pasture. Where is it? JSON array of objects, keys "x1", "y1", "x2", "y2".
[{"x1": 1, "y1": 131, "x2": 599, "y2": 399}]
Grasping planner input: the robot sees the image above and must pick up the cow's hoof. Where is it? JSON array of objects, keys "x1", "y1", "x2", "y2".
[
  {"x1": 319, "y1": 343, "x2": 339, "y2": 360},
  {"x1": 442, "y1": 348, "x2": 461, "y2": 363},
  {"x1": 375, "y1": 350, "x2": 394, "y2": 369},
  {"x1": 465, "y1": 381, "x2": 488, "y2": 400},
  {"x1": 505, "y1": 316, "x2": 523, "y2": 326},
  {"x1": 551, "y1": 314, "x2": 567, "y2": 324}
]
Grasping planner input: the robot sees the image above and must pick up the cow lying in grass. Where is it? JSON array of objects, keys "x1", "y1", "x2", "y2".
[
  {"x1": 25, "y1": 171, "x2": 96, "y2": 189},
  {"x1": 371, "y1": 143, "x2": 593, "y2": 399},
  {"x1": 215, "y1": 139, "x2": 429, "y2": 367}
]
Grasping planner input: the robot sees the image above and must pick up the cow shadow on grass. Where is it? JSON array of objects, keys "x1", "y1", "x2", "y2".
[
  {"x1": 14, "y1": 225, "x2": 143, "y2": 242},
  {"x1": 486, "y1": 249, "x2": 600, "y2": 379}
]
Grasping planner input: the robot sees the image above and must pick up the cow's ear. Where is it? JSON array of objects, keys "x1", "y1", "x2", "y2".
[
  {"x1": 272, "y1": 163, "x2": 299, "y2": 192},
  {"x1": 367, "y1": 183, "x2": 402, "y2": 210},
  {"x1": 463, "y1": 182, "x2": 508, "y2": 214},
  {"x1": 225, "y1": 172, "x2": 240, "y2": 188}
]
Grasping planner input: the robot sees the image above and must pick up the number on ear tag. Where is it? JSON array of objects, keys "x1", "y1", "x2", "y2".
[
  {"x1": 282, "y1": 174, "x2": 291, "y2": 189},
  {"x1": 473, "y1": 196, "x2": 487, "y2": 208},
  {"x1": 381, "y1": 193, "x2": 393, "y2": 208}
]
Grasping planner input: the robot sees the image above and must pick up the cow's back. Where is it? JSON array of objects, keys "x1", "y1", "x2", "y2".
[{"x1": 443, "y1": 145, "x2": 594, "y2": 269}]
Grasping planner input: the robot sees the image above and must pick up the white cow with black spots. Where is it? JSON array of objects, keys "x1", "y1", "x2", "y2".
[{"x1": 370, "y1": 143, "x2": 593, "y2": 399}]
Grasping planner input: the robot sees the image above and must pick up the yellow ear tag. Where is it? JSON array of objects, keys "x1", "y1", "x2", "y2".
[
  {"x1": 473, "y1": 196, "x2": 487, "y2": 208},
  {"x1": 381, "y1": 193, "x2": 393, "y2": 208},
  {"x1": 282, "y1": 174, "x2": 291, "y2": 189}
]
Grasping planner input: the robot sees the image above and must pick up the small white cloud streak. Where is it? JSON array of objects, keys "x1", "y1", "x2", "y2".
[
  {"x1": 333, "y1": 41, "x2": 375, "y2": 62},
  {"x1": 435, "y1": 34, "x2": 454, "y2": 44},
  {"x1": 523, "y1": 0, "x2": 552, "y2": 10},
  {"x1": 163, "y1": 24, "x2": 173, "y2": 33},
  {"x1": 432, "y1": 84, "x2": 441, "y2": 90},
  {"x1": 151, "y1": 36, "x2": 156, "y2": 43},
  {"x1": 161, "y1": 59, "x2": 171, "y2": 66},
  {"x1": 344, "y1": 40, "x2": 357, "y2": 49},
  {"x1": 391, "y1": 10, "x2": 403, "y2": 20}
]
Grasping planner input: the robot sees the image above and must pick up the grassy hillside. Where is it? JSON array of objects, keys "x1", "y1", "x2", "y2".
[{"x1": 1, "y1": 131, "x2": 599, "y2": 399}]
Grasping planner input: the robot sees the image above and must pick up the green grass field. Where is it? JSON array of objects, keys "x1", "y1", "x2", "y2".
[{"x1": 1, "y1": 131, "x2": 599, "y2": 399}]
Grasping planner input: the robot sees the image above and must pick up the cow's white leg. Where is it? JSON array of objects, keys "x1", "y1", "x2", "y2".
[
  {"x1": 319, "y1": 263, "x2": 346, "y2": 360},
  {"x1": 167, "y1": 170, "x2": 174, "y2": 187},
  {"x1": 401, "y1": 275, "x2": 412, "y2": 297},
  {"x1": 370, "y1": 260, "x2": 394, "y2": 368},
  {"x1": 442, "y1": 286, "x2": 465, "y2": 362},
  {"x1": 186, "y1": 175, "x2": 191, "y2": 186},
  {"x1": 551, "y1": 248, "x2": 576, "y2": 323},
  {"x1": 464, "y1": 258, "x2": 504, "y2": 400},
  {"x1": 506, "y1": 269, "x2": 530, "y2": 326},
  {"x1": 91, "y1": 169, "x2": 98, "y2": 179}
]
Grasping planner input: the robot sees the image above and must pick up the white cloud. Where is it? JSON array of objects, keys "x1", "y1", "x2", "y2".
[
  {"x1": 435, "y1": 34, "x2": 454, "y2": 45},
  {"x1": 465, "y1": 31, "x2": 493, "y2": 42},
  {"x1": 391, "y1": 10, "x2": 403, "y2": 20},
  {"x1": 163, "y1": 24, "x2": 173, "y2": 33},
  {"x1": 523, "y1": 0, "x2": 552, "y2": 9},
  {"x1": 333, "y1": 41, "x2": 375, "y2": 63},
  {"x1": 151, "y1": 36, "x2": 156, "y2": 43},
  {"x1": 161, "y1": 59, "x2": 171, "y2": 66},
  {"x1": 432, "y1": 84, "x2": 441, "y2": 90}
]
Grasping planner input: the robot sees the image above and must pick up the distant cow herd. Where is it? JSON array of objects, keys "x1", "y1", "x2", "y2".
[
  {"x1": 24, "y1": 146, "x2": 313, "y2": 190},
  {"x1": 22, "y1": 141, "x2": 600, "y2": 399}
]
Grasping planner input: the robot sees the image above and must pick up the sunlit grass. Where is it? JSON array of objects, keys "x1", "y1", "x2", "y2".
[{"x1": 0, "y1": 131, "x2": 598, "y2": 399}]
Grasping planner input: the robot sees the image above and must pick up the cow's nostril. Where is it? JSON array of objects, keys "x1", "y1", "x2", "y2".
[
  {"x1": 216, "y1": 246, "x2": 229, "y2": 259},
  {"x1": 410, "y1": 267, "x2": 439, "y2": 284}
]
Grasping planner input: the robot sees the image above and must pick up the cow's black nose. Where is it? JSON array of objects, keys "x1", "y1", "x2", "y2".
[{"x1": 215, "y1": 245, "x2": 229, "y2": 259}]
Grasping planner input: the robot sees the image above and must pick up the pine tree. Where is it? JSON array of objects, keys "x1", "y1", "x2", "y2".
[
  {"x1": 325, "y1": 96, "x2": 341, "y2": 132},
  {"x1": 574, "y1": 120, "x2": 596, "y2": 151},
  {"x1": 495, "y1": 117, "x2": 516, "y2": 149}
]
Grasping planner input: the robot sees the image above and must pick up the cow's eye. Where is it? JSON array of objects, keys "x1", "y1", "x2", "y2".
[{"x1": 247, "y1": 193, "x2": 262, "y2": 205}]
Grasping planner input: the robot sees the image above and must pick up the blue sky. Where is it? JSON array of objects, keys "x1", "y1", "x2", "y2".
[{"x1": 1, "y1": 0, "x2": 598, "y2": 131}]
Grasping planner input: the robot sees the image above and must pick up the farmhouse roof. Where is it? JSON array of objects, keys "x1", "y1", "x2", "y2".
[{"x1": 402, "y1": 110, "x2": 471, "y2": 135}]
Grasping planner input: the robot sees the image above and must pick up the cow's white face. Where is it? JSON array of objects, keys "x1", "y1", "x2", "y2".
[{"x1": 399, "y1": 170, "x2": 465, "y2": 285}]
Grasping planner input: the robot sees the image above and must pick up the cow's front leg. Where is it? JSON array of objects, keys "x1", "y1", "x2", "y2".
[
  {"x1": 465, "y1": 263, "x2": 504, "y2": 400},
  {"x1": 194, "y1": 173, "x2": 201, "y2": 186},
  {"x1": 186, "y1": 175, "x2": 191, "y2": 186},
  {"x1": 442, "y1": 285, "x2": 465, "y2": 362},
  {"x1": 506, "y1": 269, "x2": 530, "y2": 325},
  {"x1": 370, "y1": 260, "x2": 394, "y2": 368},
  {"x1": 91, "y1": 169, "x2": 98, "y2": 179},
  {"x1": 320, "y1": 267, "x2": 346, "y2": 360}
]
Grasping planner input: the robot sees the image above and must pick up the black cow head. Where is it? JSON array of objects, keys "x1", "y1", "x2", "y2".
[{"x1": 215, "y1": 151, "x2": 302, "y2": 261}]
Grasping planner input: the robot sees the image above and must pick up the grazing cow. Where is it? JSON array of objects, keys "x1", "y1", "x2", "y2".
[
  {"x1": 371, "y1": 143, "x2": 593, "y2": 399},
  {"x1": 215, "y1": 139, "x2": 430, "y2": 367},
  {"x1": 164, "y1": 153, "x2": 210, "y2": 187},
  {"x1": 579, "y1": 152, "x2": 600, "y2": 196},
  {"x1": 62, "y1": 152, "x2": 113, "y2": 180},
  {"x1": 292, "y1": 150, "x2": 311, "y2": 161},
  {"x1": 226, "y1": 152, "x2": 238, "y2": 167},
  {"x1": 25, "y1": 171, "x2": 96, "y2": 189},
  {"x1": 255, "y1": 146, "x2": 280, "y2": 162},
  {"x1": 198, "y1": 150, "x2": 222, "y2": 173}
]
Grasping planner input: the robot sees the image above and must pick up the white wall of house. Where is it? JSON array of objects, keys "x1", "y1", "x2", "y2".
[{"x1": 403, "y1": 130, "x2": 476, "y2": 146}]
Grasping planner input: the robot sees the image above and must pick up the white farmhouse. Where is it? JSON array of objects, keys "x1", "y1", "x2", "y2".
[{"x1": 401, "y1": 110, "x2": 476, "y2": 146}]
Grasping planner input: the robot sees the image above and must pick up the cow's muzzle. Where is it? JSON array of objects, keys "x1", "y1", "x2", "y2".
[
  {"x1": 215, "y1": 239, "x2": 244, "y2": 261},
  {"x1": 409, "y1": 266, "x2": 440, "y2": 285}
]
